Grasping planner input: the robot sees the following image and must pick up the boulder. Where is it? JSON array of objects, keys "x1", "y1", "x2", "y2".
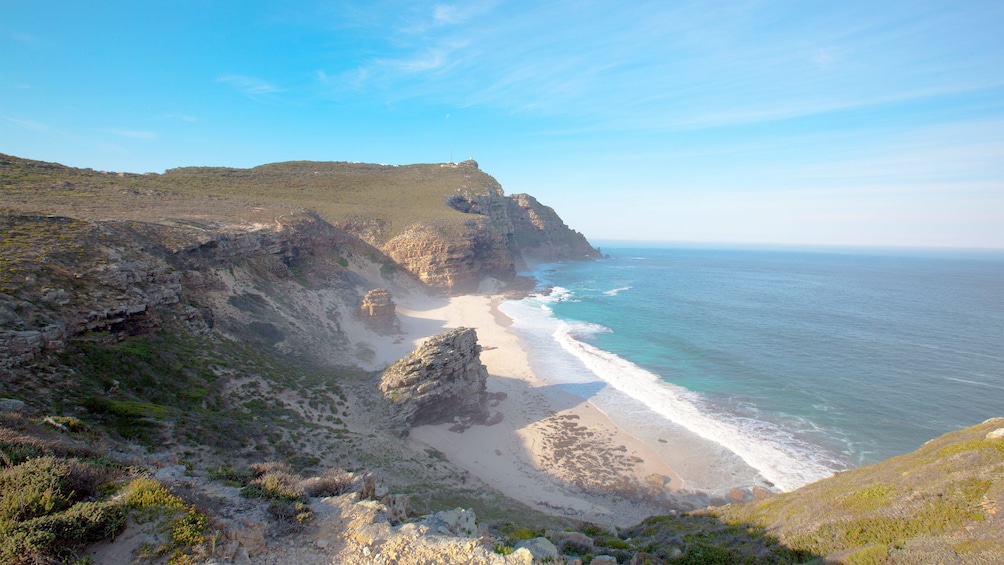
[
  {"x1": 421, "y1": 508, "x2": 478, "y2": 537},
  {"x1": 359, "y1": 288, "x2": 400, "y2": 333},
  {"x1": 507, "y1": 548, "x2": 534, "y2": 565},
  {"x1": 0, "y1": 398, "x2": 26, "y2": 412},
  {"x1": 154, "y1": 465, "x2": 188, "y2": 483},
  {"x1": 549, "y1": 530, "x2": 593, "y2": 554},
  {"x1": 379, "y1": 328, "x2": 489, "y2": 433},
  {"x1": 513, "y1": 537, "x2": 558, "y2": 561}
]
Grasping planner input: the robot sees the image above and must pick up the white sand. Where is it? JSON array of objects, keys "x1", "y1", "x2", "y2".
[{"x1": 385, "y1": 292, "x2": 691, "y2": 526}]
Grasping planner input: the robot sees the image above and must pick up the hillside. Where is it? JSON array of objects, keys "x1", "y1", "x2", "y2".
[
  {"x1": 712, "y1": 417, "x2": 1004, "y2": 563},
  {"x1": 0, "y1": 154, "x2": 600, "y2": 293},
  {"x1": 1, "y1": 153, "x2": 999, "y2": 564}
]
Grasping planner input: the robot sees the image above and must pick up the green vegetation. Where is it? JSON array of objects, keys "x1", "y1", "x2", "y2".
[
  {"x1": 33, "y1": 328, "x2": 351, "y2": 467},
  {"x1": 0, "y1": 416, "x2": 213, "y2": 565},
  {"x1": 3, "y1": 152, "x2": 1000, "y2": 564},
  {"x1": 493, "y1": 543, "x2": 514, "y2": 555},
  {"x1": 714, "y1": 418, "x2": 1004, "y2": 563}
]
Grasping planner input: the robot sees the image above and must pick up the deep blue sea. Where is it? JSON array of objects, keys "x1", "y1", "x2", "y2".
[{"x1": 500, "y1": 246, "x2": 1004, "y2": 493}]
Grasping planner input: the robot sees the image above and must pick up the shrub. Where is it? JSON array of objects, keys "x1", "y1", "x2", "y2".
[
  {"x1": 682, "y1": 543, "x2": 734, "y2": 565},
  {"x1": 0, "y1": 501, "x2": 125, "y2": 565},
  {"x1": 208, "y1": 466, "x2": 255, "y2": 487},
  {"x1": 248, "y1": 461, "x2": 292, "y2": 476},
  {"x1": 168, "y1": 509, "x2": 209, "y2": 547},
  {"x1": 506, "y1": 527, "x2": 539, "y2": 541},
  {"x1": 299, "y1": 469, "x2": 354, "y2": 497},
  {"x1": 266, "y1": 500, "x2": 313, "y2": 527},
  {"x1": 241, "y1": 471, "x2": 306, "y2": 503},
  {"x1": 493, "y1": 544, "x2": 514, "y2": 555},
  {"x1": 125, "y1": 478, "x2": 186, "y2": 511},
  {"x1": 0, "y1": 457, "x2": 75, "y2": 523}
]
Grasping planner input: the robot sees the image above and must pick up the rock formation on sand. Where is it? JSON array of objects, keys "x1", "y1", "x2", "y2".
[
  {"x1": 358, "y1": 288, "x2": 399, "y2": 334},
  {"x1": 4, "y1": 153, "x2": 1001, "y2": 564},
  {"x1": 378, "y1": 327, "x2": 491, "y2": 435}
]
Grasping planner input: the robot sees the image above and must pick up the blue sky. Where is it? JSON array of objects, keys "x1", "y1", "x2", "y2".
[{"x1": 2, "y1": 1, "x2": 1003, "y2": 248}]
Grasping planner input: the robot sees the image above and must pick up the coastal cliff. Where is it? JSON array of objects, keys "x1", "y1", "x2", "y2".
[
  {"x1": 0, "y1": 154, "x2": 597, "y2": 295},
  {"x1": 3, "y1": 152, "x2": 998, "y2": 565},
  {"x1": 382, "y1": 160, "x2": 600, "y2": 293}
]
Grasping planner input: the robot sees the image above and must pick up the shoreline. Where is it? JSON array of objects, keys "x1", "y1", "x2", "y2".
[{"x1": 390, "y1": 292, "x2": 708, "y2": 526}]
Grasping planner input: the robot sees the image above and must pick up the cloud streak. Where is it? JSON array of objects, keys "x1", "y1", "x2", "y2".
[
  {"x1": 328, "y1": 0, "x2": 1004, "y2": 137},
  {"x1": 101, "y1": 129, "x2": 157, "y2": 139},
  {"x1": 219, "y1": 75, "x2": 281, "y2": 96}
]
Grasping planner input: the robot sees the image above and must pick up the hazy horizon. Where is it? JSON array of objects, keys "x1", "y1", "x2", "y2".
[{"x1": 2, "y1": 1, "x2": 1002, "y2": 248}]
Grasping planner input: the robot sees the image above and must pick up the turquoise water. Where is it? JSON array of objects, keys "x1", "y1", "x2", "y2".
[{"x1": 500, "y1": 247, "x2": 1004, "y2": 492}]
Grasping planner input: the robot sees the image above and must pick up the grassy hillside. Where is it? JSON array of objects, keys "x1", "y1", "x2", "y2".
[
  {"x1": 0, "y1": 155, "x2": 497, "y2": 242},
  {"x1": 713, "y1": 417, "x2": 1004, "y2": 564}
]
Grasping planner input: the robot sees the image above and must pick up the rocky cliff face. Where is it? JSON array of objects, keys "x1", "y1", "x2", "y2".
[
  {"x1": 0, "y1": 211, "x2": 414, "y2": 371},
  {"x1": 1, "y1": 153, "x2": 598, "y2": 296},
  {"x1": 507, "y1": 193, "x2": 600, "y2": 264},
  {"x1": 378, "y1": 328, "x2": 490, "y2": 435},
  {"x1": 382, "y1": 162, "x2": 600, "y2": 294}
]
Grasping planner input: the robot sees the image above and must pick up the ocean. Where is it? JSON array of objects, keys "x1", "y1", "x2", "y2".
[{"x1": 499, "y1": 246, "x2": 1004, "y2": 494}]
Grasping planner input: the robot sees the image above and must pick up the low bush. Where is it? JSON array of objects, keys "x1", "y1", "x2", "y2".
[
  {"x1": 0, "y1": 501, "x2": 125, "y2": 565},
  {"x1": 241, "y1": 471, "x2": 306, "y2": 503},
  {"x1": 299, "y1": 469, "x2": 354, "y2": 497},
  {"x1": 208, "y1": 466, "x2": 256, "y2": 487}
]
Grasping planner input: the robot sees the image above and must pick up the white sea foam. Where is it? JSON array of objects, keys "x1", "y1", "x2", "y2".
[
  {"x1": 500, "y1": 291, "x2": 843, "y2": 491},
  {"x1": 566, "y1": 321, "x2": 612, "y2": 338},
  {"x1": 554, "y1": 323, "x2": 835, "y2": 491},
  {"x1": 945, "y1": 377, "x2": 1004, "y2": 390},
  {"x1": 603, "y1": 286, "x2": 632, "y2": 296},
  {"x1": 551, "y1": 321, "x2": 837, "y2": 491}
]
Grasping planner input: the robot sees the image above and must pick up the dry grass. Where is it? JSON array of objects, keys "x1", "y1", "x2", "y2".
[{"x1": 1, "y1": 154, "x2": 497, "y2": 244}]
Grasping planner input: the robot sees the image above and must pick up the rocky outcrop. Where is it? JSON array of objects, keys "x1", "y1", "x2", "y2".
[
  {"x1": 507, "y1": 193, "x2": 601, "y2": 263},
  {"x1": 378, "y1": 328, "x2": 490, "y2": 434},
  {"x1": 0, "y1": 211, "x2": 408, "y2": 369},
  {"x1": 383, "y1": 222, "x2": 515, "y2": 294},
  {"x1": 388, "y1": 173, "x2": 602, "y2": 293},
  {"x1": 359, "y1": 288, "x2": 399, "y2": 334}
]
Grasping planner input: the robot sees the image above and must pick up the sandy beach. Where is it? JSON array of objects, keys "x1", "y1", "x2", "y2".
[{"x1": 379, "y1": 290, "x2": 701, "y2": 526}]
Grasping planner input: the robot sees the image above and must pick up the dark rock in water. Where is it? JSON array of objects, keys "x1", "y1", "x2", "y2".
[{"x1": 379, "y1": 327, "x2": 489, "y2": 434}]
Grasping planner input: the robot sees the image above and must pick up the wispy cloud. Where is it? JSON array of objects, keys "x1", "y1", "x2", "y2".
[
  {"x1": 379, "y1": 41, "x2": 469, "y2": 74},
  {"x1": 160, "y1": 113, "x2": 199, "y2": 123},
  {"x1": 218, "y1": 75, "x2": 281, "y2": 95},
  {"x1": 102, "y1": 129, "x2": 157, "y2": 140},
  {"x1": 325, "y1": 0, "x2": 1004, "y2": 139},
  {"x1": 2, "y1": 116, "x2": 56, "y2": 133},
  {"x1": 431, "y1": 2, "x2": 496, "y2": 26}
]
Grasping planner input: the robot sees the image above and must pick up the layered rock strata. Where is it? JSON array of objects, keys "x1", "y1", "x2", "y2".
[
  {"x1": 358, "y1": 288, "x2": 399, "y2": 334},
  {"x1": 378, "y1": 328, "x2": 490, "y2": 435},
  {"x1": 382, "y1": 162, "x2": 601, "y2": 294}
]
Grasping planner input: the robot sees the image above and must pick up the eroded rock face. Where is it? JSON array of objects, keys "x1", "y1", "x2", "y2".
[
  {"x1": 378, "y1": 328, "x2": 488, "y2": 434},
  {"x1": 359, "y1": 288, "x2": 399, "y2": 334},
  {"x1": 507, "y1": 193, "x2": 602, "y2": 263},
  {"x1": 382, "y1": 170, "x2": 600, "y2": 294}
]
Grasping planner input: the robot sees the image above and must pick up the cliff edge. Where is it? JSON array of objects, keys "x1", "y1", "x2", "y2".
[{"x1": 0, "y1": 154, "x2": 600, "y2": 294}]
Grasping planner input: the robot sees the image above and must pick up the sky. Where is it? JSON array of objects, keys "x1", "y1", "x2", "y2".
[{"x1": 2, "y1": 1, "x2": 1003, "y2": 249}]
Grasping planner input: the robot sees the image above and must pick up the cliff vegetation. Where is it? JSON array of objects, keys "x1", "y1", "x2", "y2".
[{"x1": 1, "y1": 153, "x2": 999, "y2": 564}]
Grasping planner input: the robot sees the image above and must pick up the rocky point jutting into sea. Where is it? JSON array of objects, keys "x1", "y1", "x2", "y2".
[{"x1": 0, "y1": 153, "x2": 1001, "y2": 564}]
